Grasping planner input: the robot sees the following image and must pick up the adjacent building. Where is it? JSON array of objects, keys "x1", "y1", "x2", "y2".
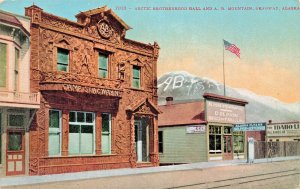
[
  {"x1": 25, "y1": 5, "x2": 160, "y2": 175},
  {"x1": 158, "y1": 97, "x2": 207, "y2": 164},
  {"x1": 266, "y1": 121, "x2": 300, "y2": 142},
  {"x1": 0, "y1": 10, "x2": 40, "y2": 176},
  {"x1": 158, "y1": 93, "x2": 248, "y2": 164}
]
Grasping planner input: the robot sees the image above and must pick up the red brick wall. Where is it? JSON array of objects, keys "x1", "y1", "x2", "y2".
[{"x1": 26, "y1": 5, "x2": 160, "y2": 175}]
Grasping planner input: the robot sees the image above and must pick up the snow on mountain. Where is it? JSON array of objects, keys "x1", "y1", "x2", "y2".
[{"x1": 157, "y1": 71, "x2": 300, "y2": 123}]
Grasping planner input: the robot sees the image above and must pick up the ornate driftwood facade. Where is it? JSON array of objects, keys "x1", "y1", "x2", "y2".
[{"x1": 25, "y1": 5, "x2": 160, "y2": 175}]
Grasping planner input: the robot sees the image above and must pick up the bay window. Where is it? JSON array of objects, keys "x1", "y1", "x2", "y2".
[
  {"x1": 14, "y1": 48, "x2": 19, "y2": 91},
  {"x1": 0, "y1": 43, "x2": 7, "y2": 87}
]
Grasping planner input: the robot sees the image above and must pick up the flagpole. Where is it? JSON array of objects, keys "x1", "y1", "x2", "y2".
[{"x1": 222, "y1": 40, "x2": 226, "y2": 96}]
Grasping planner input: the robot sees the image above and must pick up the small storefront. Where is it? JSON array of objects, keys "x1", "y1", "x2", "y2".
[
  {"x1": 204, "y1": 93, "x2": 248, "y2": 161},
  {"x1": 0, "y1": 108, "x2": 37, "y2": 176},
  {"x1": 158, "y1": 93, "x2": 248, "y2": 164},
  {"x1": 266, "y1": 121, "x2": 300, "y2": 142}
]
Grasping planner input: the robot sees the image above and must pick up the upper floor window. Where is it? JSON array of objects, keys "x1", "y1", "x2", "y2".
[
  {"x1": 57, "y1": 48, "x2": 69, "y2": 72},
  {"x1": 0, "y1": 43, "x2": 7, "y2": 88},
  {"x1": 14, "y1": 48, "x2": 19, "y2": 91},
  {"x1": 98, "y1": 53, "x2": 108, "y2": 78},
  {"x1": 132, "y1": 66, "x2": 141, "y2": 89}
]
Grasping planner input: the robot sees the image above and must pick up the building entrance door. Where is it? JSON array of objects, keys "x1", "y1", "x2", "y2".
[
  {"x1": 6, "y1": 130, "x2": 25, "y2": 176},
  {"x1": 223, "y1": 135, "x2": 233, "y2": 160},
  {"x1": 134, "y1": 119, "x2": 149, "y2": 162}
]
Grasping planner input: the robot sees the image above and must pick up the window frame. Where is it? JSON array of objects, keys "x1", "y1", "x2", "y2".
[
  {"x1": 48, "y1": 109, "x2": 62, "y2": 156},
  {"x1": 132, "y1": 65, "x2": 141, "y2": 89},
  {"x1": 14, "y1": 48, "x2": 20, "y2": 91},
  {"x1": 101, "y1": 113, "x2": 112, "y2": 154},
  {"x1": 7, "y1": 113, "x2": 26, "y2": 128},
  {"x1": 98, "y1": 53, "x2": 109, "y2": 79},
  {"x1": 0, "y1": 42, "x2": 8, "y2": 89},
  {"x1": 56, "y1": 48, "x2": 69, "y2": 72},
  {"x1": 209, "y1": 125, "x2": 222, "y2": 154},
  {"x1": 68, "y1": 111, "x2": 95, "y2": 155},
  {"x1": 158, "y1": 131, "x2": 163, "y2": 154},
  {"x1": 233, "y1": 131, "x2": 245, "y2": 154}
]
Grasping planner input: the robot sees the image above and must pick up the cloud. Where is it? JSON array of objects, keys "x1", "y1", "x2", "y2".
[{"x1": 0, "y1": 0, "x2": 4, "y2": 4}]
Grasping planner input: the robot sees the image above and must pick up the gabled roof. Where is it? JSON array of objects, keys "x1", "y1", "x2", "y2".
[
  {"x1": 126, "y1": 98, "x2": 162, "y2": 114},
  {"x1": 158, "y1": 101, "x2": 206, "y2": 127},
  {"x1": 203, "y1": 92, "x2": 248, "y2": 105},
  {"x1": 75, "y1": 6, "x2": 131, "y2": 30},
  {"x1": 0, "y1": 10, "x2": 30, "y2": 36}
]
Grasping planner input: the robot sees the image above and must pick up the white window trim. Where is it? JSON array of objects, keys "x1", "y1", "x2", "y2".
[
  {"x1": 48, "y1": 109, "x2": 62, "y2": 157},
  {"x1": 101, "y1": 113, "x2": 111, "y2": 154},
  {"x1": 69, "y1": 111, "x2": 95, "y2": 155}
]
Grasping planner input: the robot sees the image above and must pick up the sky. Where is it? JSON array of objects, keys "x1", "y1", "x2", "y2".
[{"x1": 1, "y1": 0, "x2": 300, "y2": 103}]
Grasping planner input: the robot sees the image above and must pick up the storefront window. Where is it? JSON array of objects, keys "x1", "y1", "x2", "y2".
[
  {"x1": 233, "y1": 131, "x2": 244, "y2": 153},
  {"x1": 69, "y1": 111, "x2": 95, "y2": 155},
  {"x1": 101, "y1": 113, "x2": 111, "y2": 154},
  {"x1": 209, "y1": 126, "x2": 222, "y2": 154},
  {"x1": 49, "y1": 110, "x2": 61, "y2": 156},
  {"x1": 8, "y1": 115, "x2": 24, "y2": 127}
]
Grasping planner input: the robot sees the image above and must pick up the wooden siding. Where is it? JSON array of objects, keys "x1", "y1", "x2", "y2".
[{"x1": 159, "y1": 126, "x2": 207, "y2": 164}]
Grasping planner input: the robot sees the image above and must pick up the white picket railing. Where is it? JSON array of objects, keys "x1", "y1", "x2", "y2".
[{"x1": 0, "y1": 91, "x2": 40, "y2": 105}]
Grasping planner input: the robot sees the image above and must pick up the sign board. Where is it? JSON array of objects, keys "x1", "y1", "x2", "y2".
[
  {"x1": 62, "y1": 84, "x2": 122, "y2": 97},
  {"x1": 186, "y1": 125, "x2": 206, "y2": 134},
  {"x1": 267, "y1": 122, "x2": 300, "y2": 137},
  {"x1": 233, "y1": 122, "x2": 266, "y2": 132},
  {"x1": 206, "y1": 100, "x2": 245, "y2": 124}
]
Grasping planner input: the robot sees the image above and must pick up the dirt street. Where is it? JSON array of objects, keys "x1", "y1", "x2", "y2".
[{"x1": 2, "y1": 160, "x2": 300, "y2": 189}]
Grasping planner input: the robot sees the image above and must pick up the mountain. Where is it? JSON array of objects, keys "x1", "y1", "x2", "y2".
[{"x1": 157, "y1": 71, "x2": 300, "y2": 123}]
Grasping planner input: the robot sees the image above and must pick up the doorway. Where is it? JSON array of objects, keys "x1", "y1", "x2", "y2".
[
  {"x1": 134, "y1": 118, "x2": 149, "y2": 162},
  {"x1": 223, "y1": 135, "x2": 233, "y2": 160},
  {"x1": 6, "y1": 130, "x2": 25, "y2": 175}
]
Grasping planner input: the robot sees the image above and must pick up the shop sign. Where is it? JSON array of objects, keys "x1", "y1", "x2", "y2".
[
  {"x1": 206, "y1": 100, "x2": 245, "y2": 124},
  {"x1": 267, "y1": 122, "x2": 300, "y2": 137},
  {"x1": 62, "y1": 84, "x2": 122, "y2": 97},
  {"x1": 186, "y1": 125, "x2": 206, "y2": 134},
  {"x1": 233, "y1": 122, "x2": 266, "y2": 131}
]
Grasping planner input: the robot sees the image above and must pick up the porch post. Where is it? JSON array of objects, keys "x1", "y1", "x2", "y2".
[
  {"x1": 151, "y1": 116, "x2": 159, "y2": 166},
  {"x1": 61, "y1": 110, "x2": 69, "y2": 156}
]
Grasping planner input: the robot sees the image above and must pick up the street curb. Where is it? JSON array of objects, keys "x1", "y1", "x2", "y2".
[{"x1": 0, "y1": 156, "x2": 299, "y2": 187}]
